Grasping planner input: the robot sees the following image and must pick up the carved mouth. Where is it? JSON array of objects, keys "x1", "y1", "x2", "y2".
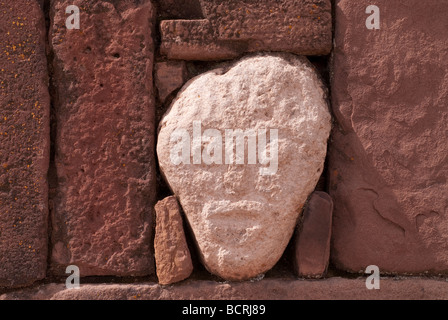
[{"x1": 198, "y1": 200, "x2": 267, "y2": 245}]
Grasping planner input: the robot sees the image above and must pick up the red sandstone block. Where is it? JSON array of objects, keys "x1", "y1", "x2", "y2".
[
  {"x1": 160, "y1": 19, "x2": 242, "y2": 61},
  {"x1": 49, "y1": 0, "x2": 157, "y2": 276},
  {"x1": 330, "y1": 0, "x2": 448, "y2": 273},
  {"x1": 160, "y1": 0, "x2": 332, "y2": 60},
  {"x1": 0, "y1": 0, "x2": 50, "y2": 288}
]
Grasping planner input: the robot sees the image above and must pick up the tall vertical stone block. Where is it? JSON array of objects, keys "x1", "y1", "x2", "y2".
[
  {"x1": 330, "y1": 0, "x2": 448, "y2": 273},
  {"x1": 0, "y1": 0, "x2": 50, "y2": 287},
  {"x1": 50, "y1": 0, "x2": 157, "y2": 276}
]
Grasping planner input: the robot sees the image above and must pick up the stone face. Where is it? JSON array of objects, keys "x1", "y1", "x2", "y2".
[
  {"x1": 0, "y1": 0, "x2": 50, "y2": 288},
  {"x1": 154, "y1": 196, "x2": 193, "y2": 285},
  {"x1": 50, "y1": 0, "x2": 157, "y2": 276},
  {"x1": 157, "y1": 53, "x2": 331, "y2": 280},
  {"x1": 330, "y1": 0, "x2": 448, "y2": 273},
  {"x1": 160, "y1": 0, "x2": 332, "y2": 60},
  {"x1": 293, "y1": 192, "x2": 333, "y2": 278},
  {"x1": 155, "y1": 61, "x2": 189, "y2": 103}
]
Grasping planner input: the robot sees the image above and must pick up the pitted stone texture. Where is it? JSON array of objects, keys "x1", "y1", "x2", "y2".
[
  {"x1": 0, "y1": 0, "x2": 50, "y2": 288},
  {"x1": 330, "y1": 0, "x2": 448, "y2": 273},
  {"x1": 293, "y1": 192, "x2": 333, "y2": 278},
  {"x1": 155, "y1": 61, "x2": 189, "y2": 103},
  {"x1": 50, "y1": 0, "x2": 157, "y2": 276},
  {"x1": 160, "y1": 19, "x2": 242, "y2": 61},
  {"x1": 160, "y1": 0, "x2": 332, "y2": 61},
  {"x1": 155, "y1": 196, "x2": 193, "y2": 285},
  {"x1": 157, "y1": 0, "x2": 204, "y2": 19},
  {"x1": 157, "y1": 53, "x2": 331, "y2": 280}
]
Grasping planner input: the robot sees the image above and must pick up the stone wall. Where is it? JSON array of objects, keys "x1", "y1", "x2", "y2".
[{"x1": 0, "y1": 0, "x2": 447, "y2": 298}]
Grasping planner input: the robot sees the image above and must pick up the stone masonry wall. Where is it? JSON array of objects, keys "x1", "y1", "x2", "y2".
[{"x1": 0, "y1": 0, "x2": 447, "y2": 298}]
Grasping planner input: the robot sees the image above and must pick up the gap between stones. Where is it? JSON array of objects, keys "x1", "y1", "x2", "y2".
[{"x1": 43, "y1": 0, "x2": 55, "y2": 283}]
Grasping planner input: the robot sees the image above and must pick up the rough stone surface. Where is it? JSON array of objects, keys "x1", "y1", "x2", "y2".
[
  {"x1": 50, "y1": 0, "x2": 157, "y2": 276},
  {"x1": 155, "y1": 61, "x2": 189, "y2": 103},
  {"x1": 160, "y1": 19, "x2": 242, "y2": 61},
  {"x1": 160, "y1": 0, "x2": 332, "y2": 60},
  {"x1": 330, "y1": 0, "x2": 448, "y2": 273},
  {"x1": 157, "y1": 53, "x2": 331, "y2": 280},
  {"x1": 156, "y1": 0, "x2": 204, "y2": 19},
  {"x1": 0, "y1": 0, "x2": 50, "y2": 288},
  {"x1": 293, "y1": 191, "x2": 333, "y2": 278},
  {"x1": 154, "y1": 196, "x2": 193, "y2": 285},
  {"x1": 3, "y1": 278, "x2": 448, "y2": 300}
]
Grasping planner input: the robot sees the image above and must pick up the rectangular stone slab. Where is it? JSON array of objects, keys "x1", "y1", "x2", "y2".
[
  {"x1": 330, "y1": 0, "x2": 448, "y2": 273},
  {"x1": 0, "y1": 0, "x2": 50, "y2": 288},
  {"x1": 5, "y1": 278, "x2": 448, "y2": 300},
  {"x1": 160, "y1": 19, "x2": 243, "y2": 61},
  {"x1": 204, "y1": 0, "x2": 331, "y2": 47},
  {"x1": 49, "y1": 0, "x2": 157, "y2": 276},
  {"x1": 161, "y1": 0, "x2": 332, "y2": 60}
]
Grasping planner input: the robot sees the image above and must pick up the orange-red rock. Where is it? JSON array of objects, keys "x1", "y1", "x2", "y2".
[
  {"x1": 154, "y1": 196, "x2": 193, "y2": 285},
  {"x1": 0, "y1": 0, "x2": 50, "y2": 288},
  {"x1": 49, "y1": 0, "x2": 157, "y2": 276},
  {"x1": 330, "y1": 0, "x2": 448, "y2": 273},
  {"x1": 294, "y1": 192, "x2": 333, "y2": 278}
]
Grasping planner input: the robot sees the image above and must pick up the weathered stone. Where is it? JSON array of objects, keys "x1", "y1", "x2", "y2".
[
  {"x1": 4, "y1": 278, "x2": 448, "y2": 300},
  {"x1": 293, "y1": 192, "x2": 333, "y2": 278},
  {"x1": 160, "y1": 19, "x2": 243, "y2": 61},
  {"x1": 156, "y1": 0, "x2": 204, "y2": 19},
  {"x1": 160, "y1": 0, "x2": 332, "y2": 60},
  {"x1": 330, "y1": 0, "x2": 448, "y2": 273},
  {"x1": 50, "y1": 0, "x2": 157, "y2": 276},
  {"x1": 157, "y1": 53, "x2": 331, "y2": 280},
  {"x1": 155, "y1": 61, "x2": 189, "y2": 103},
  {"x1": 154, "y1": 196, "x2": 193, "y2": 285},
  {"x1": 0, "y1": 0, "x2": 50, "y2": 288}
]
